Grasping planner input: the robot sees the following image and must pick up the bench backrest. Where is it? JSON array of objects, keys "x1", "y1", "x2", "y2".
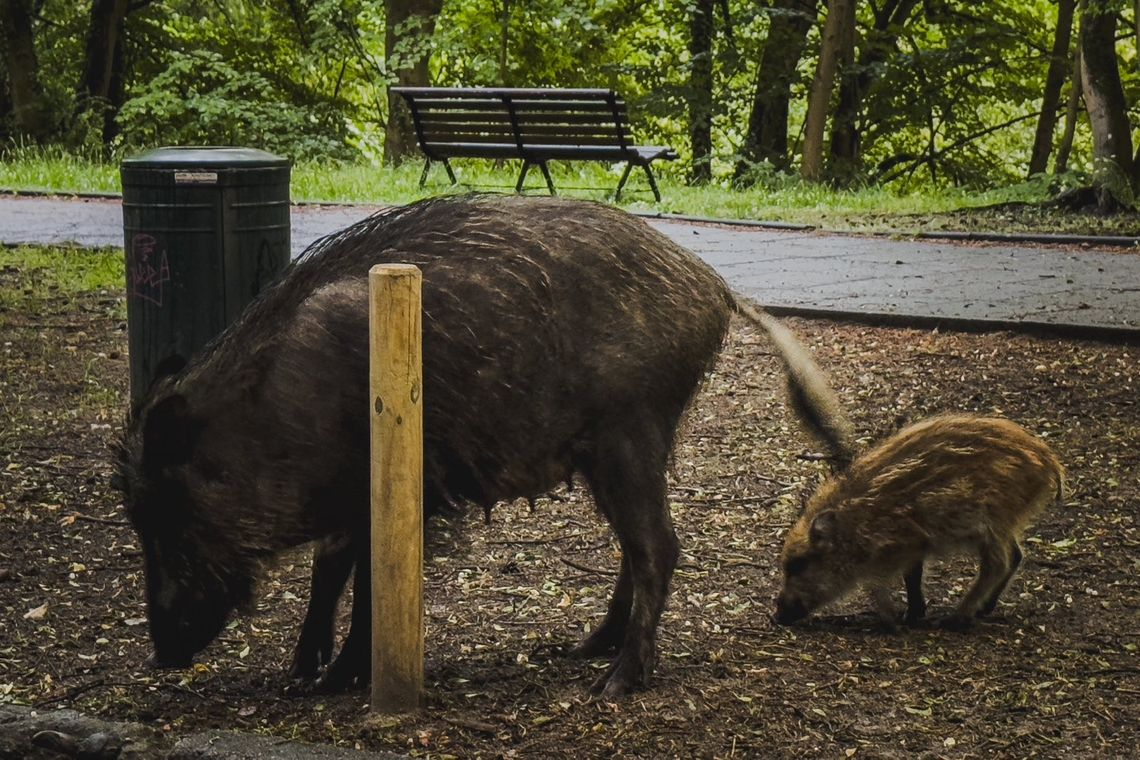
[{"x1": 392, "y1": 88, "x2": 634, "y2": 153}]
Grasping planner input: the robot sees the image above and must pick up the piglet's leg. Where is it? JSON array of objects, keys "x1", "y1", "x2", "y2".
[
  {"x1": 868, "y1": 585, "x2": 900, "y2": 629},
  {"x1": 943, "y1": 537, "x2": 1014, "y2": 630},
  {"x1": 978, "y1": 540, "x2": 1023, "y2": 617}
]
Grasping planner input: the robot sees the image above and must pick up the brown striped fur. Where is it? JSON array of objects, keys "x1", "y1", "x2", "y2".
[{"x1": 774, "y1": 415, "x2": 1065, "y2": 629}]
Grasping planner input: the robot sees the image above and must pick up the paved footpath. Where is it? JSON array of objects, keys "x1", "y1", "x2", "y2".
[{"x1": 2, "y1": 195, "x2": 1137, "y2": 339}]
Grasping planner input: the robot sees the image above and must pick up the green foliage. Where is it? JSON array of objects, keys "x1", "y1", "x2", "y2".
[
  {"x1": 3, "y1": 0, "x2": 1138, "y2": 192},
  {"x1": 116, "y1": 50, "x2": 353, "y2": 161},
  {"x1": 110, "y1": 1, "x2": 388, "y2": 161},
  {"x1": 859, "y1": 0, "x2": 1066, "y2": 188}
]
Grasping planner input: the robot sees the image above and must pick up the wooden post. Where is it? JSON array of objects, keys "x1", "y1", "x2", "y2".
[{"x1": 368, "y1": 264, "x2": 424, "y2": 713}]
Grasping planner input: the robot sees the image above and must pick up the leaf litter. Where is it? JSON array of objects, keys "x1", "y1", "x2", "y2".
[{"x1": 0, "y1": 261, "x2": 1136, "y2": 758}]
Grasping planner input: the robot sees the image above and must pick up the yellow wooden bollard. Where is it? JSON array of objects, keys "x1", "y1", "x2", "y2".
[{"x1": 368, "y1": 264, "x2": 424, "y2": 713}]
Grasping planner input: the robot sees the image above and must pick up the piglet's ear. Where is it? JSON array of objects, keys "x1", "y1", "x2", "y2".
[
  {"x1": 809, "y1": 510, "x2": 838, "y2": 547},
  {"x1": 142, "y1": 394, "x2": 201, "y2": 474}
]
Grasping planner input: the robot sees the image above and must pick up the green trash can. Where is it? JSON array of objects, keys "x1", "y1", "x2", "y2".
[{"x1": 121, "y1": 146, "x2": 291, "y2": 405}]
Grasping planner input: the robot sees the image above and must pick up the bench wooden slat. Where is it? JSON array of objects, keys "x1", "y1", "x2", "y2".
[
  {"x1": 420, "y1": 132, "x2": 517, "y2": 145},
  {"x1": 396, "y1": 87, "x2": 616, "y2": 99},
  {"x1": 411, "y1": 98, "x2": 622, "y2": 113},
  {"x1": 424, "y1": 128, "x2": 624, "y2": 143}
]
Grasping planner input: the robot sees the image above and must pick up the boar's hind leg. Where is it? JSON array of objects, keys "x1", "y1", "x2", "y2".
[
  {"x1": 580, "y1": 419, "x2": 678, "y2": 698},
  {"x1": 290, "y1": 535, "x2": 355, "y2": 680},
  {"x1": 569, "y1": 553, "x2": 632, "y2": 659},
  {"x1": 903, "y1": 562, "x2": 926, "y2": 625},
  {"x1": 943, "y1": 536, "x2": 1015, "y2": 630},
  {"x1": 978, "y1": 540, "x2": 1023, "y2": 618}
]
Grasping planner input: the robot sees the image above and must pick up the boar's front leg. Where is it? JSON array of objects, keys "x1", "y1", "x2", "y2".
[
  {"x1": 903, "y1": 562, "x2": 926, "y2": 625},
  {"x1": 580, "y1": 416, "x2": 677, "y2": 699},
  {"x1": 290, "y1": 534, "x2": 355, "y2": 680},
  {"x1": 316, "y1": 537, "x2": 372, "y2": 691},
  {"x1": 569, "y1": 553, "x2": 632, "y2": 658}
]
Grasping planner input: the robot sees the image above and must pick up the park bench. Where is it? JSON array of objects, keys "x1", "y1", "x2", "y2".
[{"x1": 391, "y1": 87, "x2": 678, "y2": 201}]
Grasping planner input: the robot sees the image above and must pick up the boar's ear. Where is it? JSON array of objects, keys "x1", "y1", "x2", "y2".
[
  {"x1": 142, "y1": 394, "x2": 202, "y2": 474},
  {"x1": 809, "y1": 510, "x2": 839, "y2": 547}
]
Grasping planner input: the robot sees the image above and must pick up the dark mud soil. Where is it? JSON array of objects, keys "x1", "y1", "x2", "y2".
[{"x1": 1, "y1": 250, "x2": 1137, "y2": 758}]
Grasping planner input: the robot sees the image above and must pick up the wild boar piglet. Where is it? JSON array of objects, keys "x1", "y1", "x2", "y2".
[{"x1": 774, "y1": 414, "x2": 1065, "y2": 630}]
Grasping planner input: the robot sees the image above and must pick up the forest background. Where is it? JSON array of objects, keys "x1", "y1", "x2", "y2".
[{"x1": 1, "y1": 0, "x2": 1139, "y2": 215}]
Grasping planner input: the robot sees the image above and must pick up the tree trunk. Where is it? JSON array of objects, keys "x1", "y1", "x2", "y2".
[
  {"x1": 688, "y1": 0, "x2": 715, "y2": 184},
  {"x1": 828, "y1": 0, "x2": 921, "y2": 183},
  {"x1": 1054, "y1": 24, "x2": 1083, "y2": 173},
  {"x1": 0, "y1": 0, "x2": 53, "y2": 141},
  {"x1": 1079, "y1": 0, "x2": 1134, "y2": 208},
  {"x1": 498, "y1": 0, "x2": 510, "y2": 85},
  {"x1": 822, "y1": 0, "x2": 858, "y2": 182},
  {"x1": 1133, "y1": 0, "x2": 1140, "y2": 188},
  {"x1": 733, "y1": 0, "x2": 817, "y2": 183},
  {"x1": 0, "y1": 73, "x2": 12, "y2": 142},
  {"x1": 75, "y1": 0, "x2": 131, "y2": 144},
  {"x1": 802, "y1": 0, "x2": 853, "y2": 181},
  {"x1": 1028, "y1": 0, "x2": 1076, "y2": 177},
  {"x1": 384, "y1": 0, "x2": 444, "y2": 166}
]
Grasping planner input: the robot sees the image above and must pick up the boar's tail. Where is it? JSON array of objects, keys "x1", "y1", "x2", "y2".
[{"x1": 732, "y1": 297, "x2": 856, "y2": 465}]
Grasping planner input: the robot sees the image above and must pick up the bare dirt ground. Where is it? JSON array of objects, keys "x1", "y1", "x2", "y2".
[{"x1": 1, "y1": 251, "x2": 1137, "y2": 759}]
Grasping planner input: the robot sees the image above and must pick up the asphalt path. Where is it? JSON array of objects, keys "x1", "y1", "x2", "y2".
[{"x1": 2, "y1": 195, "x2": 1137, "y2": 339}]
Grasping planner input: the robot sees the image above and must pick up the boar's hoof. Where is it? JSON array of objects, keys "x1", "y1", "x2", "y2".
[
  {"x1": 289, "y1": 641, "x2": 333, "y2": 681},
  {"x1": 874, "y1": 616, "x2": 901, "y2": 634},
  {"x1": 936, "y1": 614, "x2": 975, "y2": 632},
  {"x1": 771, "y1": 608, "x2": 806, "y2": 626},
  {"x1": 590, "y1": 651, "x2": 651, "y2": 699},
  {"x1": 145, "y1": 651, "x2": 191, "y2": 670},
  {"x1": 315, "y1": 655, "x2": 368, "y2": 693},
  {"x1": 568, "y1": 629, "x2": 623, "y2": 660}
]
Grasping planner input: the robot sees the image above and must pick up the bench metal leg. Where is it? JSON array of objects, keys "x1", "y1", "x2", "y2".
[
  {"x1": 643, "y1": 163, "x2": 662, "y2": 203},
  {"x1": 420, "y1": 158, "x2": 458, "y2": 188},
  {"x1": 517, "y1": 160, "x2": 557, "y2": 195},
  {"x1": 615, "y1": 162, "x2": 663, "y2": 203},
  {"x1": 537, "y1": 161, "x2": 556, "y2": 195},
  {"x1": 615, "y1": 162, "x2": 635, "y2": 201}
]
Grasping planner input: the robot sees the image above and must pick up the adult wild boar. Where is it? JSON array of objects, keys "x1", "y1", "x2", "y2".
[
  {"x1": 116, "y1": 194, "x2": 850, "y2": 698},
  {"x1": 774, "y1": 414, "x2": 1065, "y2": 630}
]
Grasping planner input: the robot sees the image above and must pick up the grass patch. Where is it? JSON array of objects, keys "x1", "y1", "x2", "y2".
[
  {"x1": 5, "y1": 146, "x2": 1138, "y2": 235},
  {"x1": 0, "y1": 245, "x2": 124, "y2": 311},
  {"x1": 2, "y1": 144, "x2": 1043, "y2": 218},
  {"x1": 0, "y1": 144, "x2": 121, "y2": 195}
]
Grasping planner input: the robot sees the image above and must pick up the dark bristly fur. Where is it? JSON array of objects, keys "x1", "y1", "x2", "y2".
[
  {"x1": 116, "y1": 194, "x2": 850, "y2": 698},
  {"x1": 774, "y1": 414, "x2": 1066, "y2": 630}
]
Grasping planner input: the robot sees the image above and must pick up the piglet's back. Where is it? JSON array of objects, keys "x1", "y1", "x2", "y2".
[{"x1": 839, "y1": 415, "x2": 1064, "y2": 536}]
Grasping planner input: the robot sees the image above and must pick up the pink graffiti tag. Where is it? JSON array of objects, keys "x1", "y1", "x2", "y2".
[{"x1": 130, "y1": 234, "x2": 172, "y2": 307}]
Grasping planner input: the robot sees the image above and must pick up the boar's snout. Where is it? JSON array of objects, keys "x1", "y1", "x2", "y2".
[{"x1": 773, "y1": 594, "x2": 809, "y2": 625}]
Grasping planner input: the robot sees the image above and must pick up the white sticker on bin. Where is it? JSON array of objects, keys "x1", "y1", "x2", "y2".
[{"x1": 174, "y1": 171, "x2": 218, "y2": 184}]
